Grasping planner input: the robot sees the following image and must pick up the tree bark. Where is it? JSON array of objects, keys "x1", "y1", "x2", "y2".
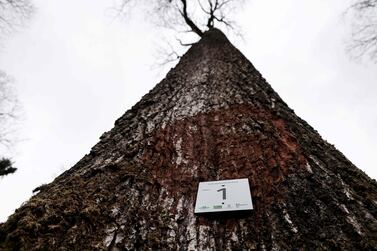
[{"x1": 1, "y1": 28, "x2": 377, "y2": 250}]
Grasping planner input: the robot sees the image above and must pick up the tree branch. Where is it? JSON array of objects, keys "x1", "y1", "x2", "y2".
[{"x1": 178, "y1": 0, "x2": 204, "y2": 37}]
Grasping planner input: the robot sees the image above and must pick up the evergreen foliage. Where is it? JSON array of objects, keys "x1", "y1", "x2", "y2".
[{"x1": 0, "y1": 157, "x2": 16, "y2": 176}]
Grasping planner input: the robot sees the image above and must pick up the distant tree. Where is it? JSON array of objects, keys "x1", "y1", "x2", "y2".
[
  {"x1": 0, "y1": 0, "x2": 33, "y2": 36},
  {"x1": 347, "y1": 0, "x2": 377, "y2": 62},
  {"x1": 0, "y1": 158, "x2": 16, "y2": 176},
  {"x1": 0, "y1": 71, "x2": 18, "y2": 177},
  {"x1": 0, "y1": 71, "x2": 17, "y2": 147},
  {"x1": 0, "y1": 0, "x2": 33, "y2": 177}
]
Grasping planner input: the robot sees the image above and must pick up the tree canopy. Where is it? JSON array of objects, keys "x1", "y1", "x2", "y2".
[
  {"x1": 115, "y1": 0, "x2": 244, "y2": 65},
  {"x1": 118, "y1": 0, "x2": 244, "y2": 38}
]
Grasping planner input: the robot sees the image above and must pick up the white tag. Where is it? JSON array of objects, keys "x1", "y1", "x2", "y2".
[{"x1": 194, "y1": 178, "x2": 253, "y2": 214}]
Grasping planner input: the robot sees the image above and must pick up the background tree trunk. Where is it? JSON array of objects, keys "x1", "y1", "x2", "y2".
[{"x1": 1, "y1": 28, "x2": 377, "y2": 250}]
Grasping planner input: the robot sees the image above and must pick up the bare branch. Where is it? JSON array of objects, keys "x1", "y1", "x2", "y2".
[
  {"x1": 347, "y1": 0, "x2": 377, "y2": 62},
  {"x1": 176, "y1": 38, "x2": 196, "y2": 46},
  {"x1": 178, "y1": 0, "x2": 204, "y2": 37},
  {"x1": 206, "y1": 0, "x2": 216, "y2": 28},
  {"x1": 116, "y1": 0, "x2": 243, "y2": 38},
  {"x1": 197, "y1": 0, "x2": 211, "y2": 15},
  {"x1": 152, "y1": 40, "x2": 183, "y2": 69},
  {"x1": 115, "y1": 0, "x2": 245, "y2": 66}
]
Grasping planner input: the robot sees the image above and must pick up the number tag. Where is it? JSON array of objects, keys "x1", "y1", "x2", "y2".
[{"x1": 194, "y1": 178, "x2": 253, "y2": 214}]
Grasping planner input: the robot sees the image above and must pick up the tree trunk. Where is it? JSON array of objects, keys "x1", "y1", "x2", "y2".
[{"x1": 1, "y1": 28, "x2": 377, "y2": 250}]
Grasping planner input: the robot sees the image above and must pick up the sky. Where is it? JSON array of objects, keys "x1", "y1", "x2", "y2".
[{"x1": 0, "y1": 0, "x2": 376, "y2": 222}]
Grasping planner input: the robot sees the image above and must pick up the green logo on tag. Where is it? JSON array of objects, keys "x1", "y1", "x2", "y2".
[
  {"x1": 200, "y1": 206, "x2": 210, "y2": 209},
  {"x1": 213, "y1": 205, "x2": 222, "y2": 209}
]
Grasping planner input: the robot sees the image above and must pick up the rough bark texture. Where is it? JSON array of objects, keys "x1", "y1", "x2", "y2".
[{"x1": 1, "y1": 29, "x2": 377, "y2": 250}]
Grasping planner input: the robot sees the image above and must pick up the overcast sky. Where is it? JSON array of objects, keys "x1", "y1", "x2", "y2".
[{"x1": 0, "y1": 0, "x2": 376, "y2": 222}]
